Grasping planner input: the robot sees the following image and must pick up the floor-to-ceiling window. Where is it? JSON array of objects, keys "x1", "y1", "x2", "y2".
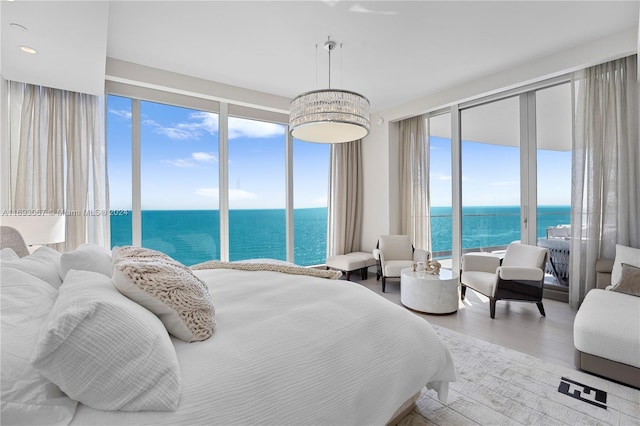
[
  {"x1": 227, "y1": 116, "x2": 286, "y2": 262},
  {"x1": 139, "y1": 101, "x2": 220, "y2": 265},
  {"x1": 428, "y1": 112, "x2": 453, "y2": 259},
  {"x1": 107, "y1": 95, "x2": 133, "y2": 247},
  {"x1": 293, "y1": 140, "x2": 329, "y2": 266},
  {"x1": 106, "y1": 92, "x2": 329, "y2": 265}
]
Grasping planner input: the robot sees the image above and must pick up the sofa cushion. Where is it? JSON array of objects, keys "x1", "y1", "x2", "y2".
[
  {"x1": 574, "y1": 289, "x2": 640, "y2": 368},
  {"x1": 611, "y1": 244, "x2": 640, "y2": 286},
  {"x1": 611, "y1": 263, "x2": 640, "y2": 297}
]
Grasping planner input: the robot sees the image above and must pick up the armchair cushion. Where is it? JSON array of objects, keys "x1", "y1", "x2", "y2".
[
  {"x1": 502, "y1": 243, "x2": 547, "y2": 269},
  {"x1": 378, "y1": 235, "x2": 413, "y2": 261},
  {"x1": 382, "y1": 260, "x2": 414, "y2": 278},
  {"x1": 462, "y1": 253, "x2": 501, "y2": 274},
  {"x1": 461, "y1": 271, "x2": 496, "y2": 297},
  {"x1": 498, "y1": 266, "x2": 544, "y2": 282}
]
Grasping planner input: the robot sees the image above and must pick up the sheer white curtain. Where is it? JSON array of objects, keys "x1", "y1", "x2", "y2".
[
  {"x1": 327, "y1": 139, "x2": 363, "y2": 257},
  {"x1": 569, "y1": 55, "x2": 640, "y2": 307},
  {"x1": 399, "y1": 115, "x2": 430, "y2": 251},
  {"x1": 8, "y1": 82, "x2": 108, "y2": 250}
]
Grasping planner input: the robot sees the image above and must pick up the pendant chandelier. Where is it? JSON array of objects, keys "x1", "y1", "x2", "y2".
[{"x1": 289, "y1": 38, "x2": 370, "y2": 144}]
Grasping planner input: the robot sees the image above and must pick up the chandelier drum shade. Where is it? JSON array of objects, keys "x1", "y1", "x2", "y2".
[{"x1": 289, "y1": 38, "x2": 370, "y2": 144}]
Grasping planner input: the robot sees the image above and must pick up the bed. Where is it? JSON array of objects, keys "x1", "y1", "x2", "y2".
[{"x1": 1, "y1": 226, "x2": 456, "y2": 425}]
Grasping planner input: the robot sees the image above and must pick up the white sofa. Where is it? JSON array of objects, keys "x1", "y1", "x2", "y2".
[{"x1": 573, "y1": 245, "x2": 640, "y2": 388}]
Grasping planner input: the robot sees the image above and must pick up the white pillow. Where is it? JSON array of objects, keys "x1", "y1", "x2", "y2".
[
  {"x1": 0, "y1": 247, "x2": 18, "y2": 260},
  {"x1": 0, "y1": 246, "x2": 62, "y2": 289},
  {"x1": 112, "y1": 246, "x2": 215, "y2": 342},
  {"x1": 31, "y1": 270, "x2": 181, "y2": 412},
  {"x1": 612, "y1": 244, "x2": 640, "y2": 286},
  {"x1": 59, "y1": 243, "x2": 112, "y2": 279},
  {"x1": 1, "y1": 268, "x2": 78, "y2": 426}
]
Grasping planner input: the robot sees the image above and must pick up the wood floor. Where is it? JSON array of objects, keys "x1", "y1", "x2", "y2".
[{"x1": 349, "y1": 268, "x2": 578, "y2": 370}]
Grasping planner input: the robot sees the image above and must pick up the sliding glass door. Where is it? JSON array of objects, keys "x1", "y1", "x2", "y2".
[
  {"x1": 428, "y1": 112, "x2": 453, "y2": 259},
  {"x1": 535, "y1": 83, "x2": 572, "y2": 288},
  {"x1": 460, "y1": 96, "x2": 521, "y2": 252}
]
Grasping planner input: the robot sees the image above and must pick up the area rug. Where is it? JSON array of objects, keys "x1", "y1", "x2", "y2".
[{"x1": 400, "y1": 325, "x2": 640, "y2": 425}]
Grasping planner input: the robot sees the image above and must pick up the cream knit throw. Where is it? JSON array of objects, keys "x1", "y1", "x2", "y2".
[{"x1": 191, "y1": 260, "x2": 343, "y2": 280}]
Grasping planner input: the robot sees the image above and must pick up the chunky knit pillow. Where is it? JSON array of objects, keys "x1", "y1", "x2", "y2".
[{"x1": 112, "y1": 247, "x2": 215, "y2": 342}]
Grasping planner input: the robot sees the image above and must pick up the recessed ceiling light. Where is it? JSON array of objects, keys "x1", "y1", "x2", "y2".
[{"x1": 19, "y1": 46, "x2": 37, "y2": 54}]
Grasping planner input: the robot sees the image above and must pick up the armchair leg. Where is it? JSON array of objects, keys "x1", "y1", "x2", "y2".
[
  {"x1": 461, "y1": 285, "x2": 467, "y2": 300},
  {"x1": 536, "y1": 302, "x2": 546, "y2": 317},
  {"x1": 489, "y1": 297, "x2": 496, "y2": 319},
  {"x1": 382, "y1": 277, "x2": 386, "y2": 293}
]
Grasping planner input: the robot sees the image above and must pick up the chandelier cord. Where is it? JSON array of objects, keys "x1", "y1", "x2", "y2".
[
  {"x1": 328, "y1": 41, "x2": 332, "y2": 89},
  {"x1": 339, "y1": 43, "x2": 343, "y2": 89}
]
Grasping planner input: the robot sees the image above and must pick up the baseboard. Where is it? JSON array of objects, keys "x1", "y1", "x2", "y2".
[{"x1": 543, "y1": 286, "x2": 569, "y2": 302}]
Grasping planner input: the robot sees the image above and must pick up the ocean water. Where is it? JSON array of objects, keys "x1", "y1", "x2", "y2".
[{"x1": 110, "y1": 206, "x2": 570, "y2": 266}]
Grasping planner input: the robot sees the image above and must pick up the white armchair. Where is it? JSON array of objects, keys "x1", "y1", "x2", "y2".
[
  {"x1": 461, "y1": 243, "x2": 549, "y2": 319},
  {"x1": 373, "y1": 235, "x2": 430, "y2": 293}
]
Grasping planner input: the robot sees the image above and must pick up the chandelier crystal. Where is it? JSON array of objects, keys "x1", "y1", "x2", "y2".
[{"x1": 289, "y1": 39, "x2": 370, "y2": 144}]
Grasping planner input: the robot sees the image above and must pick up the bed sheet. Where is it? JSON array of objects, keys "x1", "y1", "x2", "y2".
[{"x1": 70, "y1": 269, "x2": 455, "y2": 425}]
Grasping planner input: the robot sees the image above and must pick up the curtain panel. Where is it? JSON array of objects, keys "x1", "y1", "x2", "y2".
[
  {"x1": 399, "y1": 115, "x2": 431, "y2": 251},
  {"x1": 7, "y1": 82, "x2": 108, "y2": 250},
  {"x1": 327, "y1": 139, "x2": 363, "y2": 257},
  {"x1": 569, "y1": 55, "x2": 640, "y2": 307}
]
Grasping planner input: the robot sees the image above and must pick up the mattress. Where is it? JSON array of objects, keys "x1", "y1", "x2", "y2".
[
  {"x1": 574, "y1": 289, "x2": 640, "y2": 369},
  {"x1": 70, "y1": 268, "x2": 456, "y2": 425}
]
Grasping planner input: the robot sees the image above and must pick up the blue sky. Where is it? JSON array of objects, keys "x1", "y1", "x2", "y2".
[
  {"x1": 430, "y1": 137, "x2": 571, "y2": 207},
  {"x1": 108, "y1": 95, "x2": 329, "y2": 210},
  {"x1": 108, "y1": 96, "x2": 571, "y2": 211}
]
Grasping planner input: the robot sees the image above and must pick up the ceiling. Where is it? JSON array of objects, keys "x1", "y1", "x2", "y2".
[{"x1": 1, "y1": 1, "x2": 639, "y2": 114}]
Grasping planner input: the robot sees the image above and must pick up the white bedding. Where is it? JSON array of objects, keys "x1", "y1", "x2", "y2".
[{"x1": 70, "y1": 268, "x2": 456, "y2": 425}]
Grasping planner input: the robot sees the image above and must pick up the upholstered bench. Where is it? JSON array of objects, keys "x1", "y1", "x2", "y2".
[{"x1": 326, "y1": 252, "x2": 377, "y2": 280}]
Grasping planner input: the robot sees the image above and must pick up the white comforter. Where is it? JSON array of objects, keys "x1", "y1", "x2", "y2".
[{"x1": 70, "y1": 269, "x2": 456, "y2": 425}]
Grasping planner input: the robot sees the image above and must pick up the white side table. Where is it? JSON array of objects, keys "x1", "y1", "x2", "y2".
[{"x1": 400, "y1": 267, "x2": 460, "y2": 314}]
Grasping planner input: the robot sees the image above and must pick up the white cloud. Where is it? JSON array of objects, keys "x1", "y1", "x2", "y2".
[
  {"x1": 163, "y1": 152, "x2": 218, "y2": 168},
  {"x1": 189, "y1": 112, "x2": 219, "y2": 135},
  {"x1": 228, "y1": 117, "x2": 285, "y2": 139},
  {"x1": 142, "y1": 112, "x2": 283, "y2": 141},
  {"x1": 163, "y1": 158, "x2": 197, "y2": 168},
  {"x1": 143, "y1": 112, "x2": 218, "y2": 140},
  {"x1": 109, "y1": 109, "x2": 132, "y2": 119},
  {"x1": 195, "y1": 188, "x2": 217, "y2": 198},
  {"x1": 192, "y1": 152, "x2": 217, "y2": 163},
  {"x1": 195, "y1": 187, "x2": 256, "y2": 201}
]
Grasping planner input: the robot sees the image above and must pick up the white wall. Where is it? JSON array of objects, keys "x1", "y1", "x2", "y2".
[{"x1": 360, "y1": 28, "x2": 638, "y2": 250}]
